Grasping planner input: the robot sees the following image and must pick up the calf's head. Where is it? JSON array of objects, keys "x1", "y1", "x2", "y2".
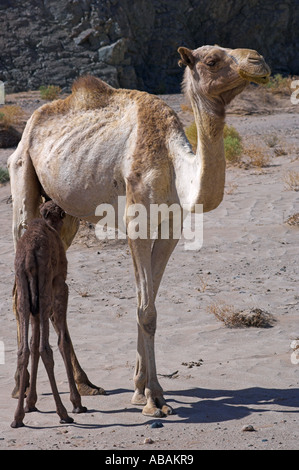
[{"x1": 40, "y1": 201, "x2": 66, "y2": 233}]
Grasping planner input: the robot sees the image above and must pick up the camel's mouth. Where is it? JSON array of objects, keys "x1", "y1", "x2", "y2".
[{"x1": 238, "y1": 70, "x2": 270, "y2": 85}]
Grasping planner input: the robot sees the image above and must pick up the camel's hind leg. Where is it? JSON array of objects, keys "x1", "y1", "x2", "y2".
[
  {"x1": 11, "y1": 282, "x2": 30, "y2": 399},
  {"x1": 52, "y1": 214, "x2": 105, "y2": 397},
  {"x1": 52, "y1": 276, "x2": 87, "y2": 414},
  {"x1": 11, "y1": 278, "x2": 31, "y2": 428},
  {"x1": 8, "y1": 146, "x2": 41, "y2": 250},
  {"x1": 9, "y1": 146, "x2": 41, "y2": 399}
]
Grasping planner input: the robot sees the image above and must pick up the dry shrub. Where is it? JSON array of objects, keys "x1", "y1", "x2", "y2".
[
  {"x1": 283, "y1": 171, "x2": 299, "y2": 191},
  {"x1": 274, "y1": 146, "x2": 287, "y2": 156},
  {"x1": 0, "y1": 105, "x2": 25, "y2": 128},
  {"x1": 208, "y1": 302, "x2": 276, "y2": 328},
  {"x1": 225, "y1": 181, "x2": 238, "y2": 195},
  {"x1": 223, "y1": 125, "x2": 242, "y2": 141},
  {"x1": 223, "y1": 125, "x2": 243, "y2": 164},
  {"x1": 184, "y1": 122, "x2": 243, "y2": 164},
  {"x1": 0, "y1": 167, "x2": 10, "y2": 184},
  {"x1": 224, "y1": 136, "x2": 242, "y2": 164},
  {"x1": 39, "y1": 85, "x2": 61, "y2": 101},
  {"x1": 197, "y1": 274, "x2": 208, "y2": 292},
  {"x1": 243, "y1": 144, "x2": 271, "y2": 168},
  {"x1": 180, "y1": 103, "x2": 193, "y2": 113},
  {"x1": 265, "y1": 133, "x2": 279, "y2": 148},
  {"x1": 265, "y1": 74, "x2": 293, "y2": 95},
  {"x1": 285, "y1": 213, "x2": 299, "y2": 226},
  {"x1": 208, "y1": 302, "x2": 235, "y2": 323}
]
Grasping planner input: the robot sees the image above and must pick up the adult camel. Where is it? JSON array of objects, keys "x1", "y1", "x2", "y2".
[{"x1": 8, "y1": 45, "x2": 270, "y2": 417}]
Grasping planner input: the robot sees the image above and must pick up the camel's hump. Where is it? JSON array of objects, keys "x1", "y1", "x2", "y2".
[
  {"x1": 72, "y1": 75, "x2": 114, "y2": 95},
  {"x1": 70, "y1": 75, "x2": 115, "y2": 109}
]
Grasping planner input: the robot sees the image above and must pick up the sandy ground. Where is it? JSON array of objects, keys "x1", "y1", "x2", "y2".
[{"x1": 0, "y1": 85, "x2": 298, "y2": 451}]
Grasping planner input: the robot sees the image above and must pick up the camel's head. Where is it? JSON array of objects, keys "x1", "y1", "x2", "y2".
[
  {"x1": 40, "y1": 201, "x2": 66, "y2": 232},
  {"x1": 178, "y1": 45, "x2": 271, "y2": 107}
]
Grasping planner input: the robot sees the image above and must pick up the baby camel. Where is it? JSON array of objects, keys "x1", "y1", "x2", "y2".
[{"x1": 11, "y1": 201, "x2": 87, "y2": 428}]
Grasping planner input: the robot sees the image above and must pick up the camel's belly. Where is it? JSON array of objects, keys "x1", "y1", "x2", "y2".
[
  {"x1": 32, "y1": 109, "x2": 137, "y2": 219},
  {"x1": 38, "y1": 150, "x2": 128, "y2": 219}
]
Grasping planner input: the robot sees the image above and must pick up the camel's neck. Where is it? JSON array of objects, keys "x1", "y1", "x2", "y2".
[
  {"x1": 191, "y1": 91, "x2": 226, "y2": 212},
  {"x1": 171, "y1": 84, "x2": 226, "y2": 213}
]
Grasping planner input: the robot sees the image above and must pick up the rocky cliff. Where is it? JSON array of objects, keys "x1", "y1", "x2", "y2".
[{"x1": 0, "y1": 0, "x2": 298, "y2": 93}]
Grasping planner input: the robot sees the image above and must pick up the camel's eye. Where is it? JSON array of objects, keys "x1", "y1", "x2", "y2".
[{"x1": 206, "y1": 60, "x2": 216, "y2": 67}]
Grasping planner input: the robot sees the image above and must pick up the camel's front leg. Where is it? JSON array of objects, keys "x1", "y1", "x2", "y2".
[
  {"x1": 130, "y1": 215, "x2": 181, "y2": 415},
  {"x1": 128, "y1": 236, "x2": 172, "y2": 417}
]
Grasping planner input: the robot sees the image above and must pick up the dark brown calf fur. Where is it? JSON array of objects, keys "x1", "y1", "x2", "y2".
[{"x1": 11, "y1": 201, "x2": 86, "y2": 428}]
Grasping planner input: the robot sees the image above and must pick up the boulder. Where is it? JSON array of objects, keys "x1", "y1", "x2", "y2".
[
  {"x1": 0, "y1": 125, "x2": 21, "y2": 148},
  {"x1": 0, "y1": 0, "x2": 298, "y2": 93}
]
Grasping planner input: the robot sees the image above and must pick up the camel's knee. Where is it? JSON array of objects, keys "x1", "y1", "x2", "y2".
[
  {"x1": 17, "y1": 346, "x2": 30, "y2": 369},
  {"x1": 137, "y1": 305, "x2": 157, "y2": 336}
]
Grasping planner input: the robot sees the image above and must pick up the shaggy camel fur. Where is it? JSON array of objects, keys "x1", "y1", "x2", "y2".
[
  {"x1": 8, "y1": 45, "x2": 270, "y2": 417},
  {"x1": 11, "y1": 201, "x2": 87, "y2": 428}
]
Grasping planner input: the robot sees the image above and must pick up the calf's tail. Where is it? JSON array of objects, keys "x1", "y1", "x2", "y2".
[{"x1": 27, "y1": 253, "x2": 39, "y2": 316}]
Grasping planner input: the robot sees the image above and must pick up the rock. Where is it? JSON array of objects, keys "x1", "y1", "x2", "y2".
[
  {"x1": 291, "y1": 350, "x2": 299, "y2": 364},
  {"x1": 290, "y1": 340, "x2": 299, "y2": 350},
  {"x1": 150, "y1": 421, "x2": 164, "y2": 428},
  {"x1": 242, "y1": 424, "x2": 256, "y2": 432},
  {"x1": 0, "y1": 126, "x2": 21, "y2": 148},
  {"x1": 144, "y1": 437, "x2": 154, "y2": 444},
  {"x1": 94, "y1": 65, "x2": 119, "y2": 88},
  {"x1": 98, "y1": 39, "x2": 127, "y2": 65},
  {"x1": 0, "y1": 0, "x2": 298, "y2": 93},
  {"x1": 74, "y1": 29, "x2": 95, "y2": 46}
]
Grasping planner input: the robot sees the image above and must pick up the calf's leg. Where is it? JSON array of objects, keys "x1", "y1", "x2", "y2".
[
  {"x1": 24, "y1": 314, "x2": 40, "y2": 413},
  {"x1": 39, "y1": 292, "x2": 73, "y2": 424},
  {"x1": 53, "y1": 278, "x2": 87, "y2": 414}
]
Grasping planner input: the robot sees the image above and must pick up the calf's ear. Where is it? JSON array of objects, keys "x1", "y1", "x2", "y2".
[{"x1": 39, "y1": 204, "x2": 49, "y2": 219}]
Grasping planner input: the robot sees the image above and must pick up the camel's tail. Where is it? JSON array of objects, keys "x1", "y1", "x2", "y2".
[
  {"x1": 28, "y1": 274, "x2": 39, "y2": 317},
  {"x1": 27, "y1": 252, "x2": 39, "y2": 316},
  {"x1": 14, "y1": 266, "x2": 39, "y2": 323}
]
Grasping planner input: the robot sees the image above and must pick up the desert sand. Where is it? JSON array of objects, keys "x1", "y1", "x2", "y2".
[{"x1": 0, "y1": 85, "x2": 298, "y2": 451}]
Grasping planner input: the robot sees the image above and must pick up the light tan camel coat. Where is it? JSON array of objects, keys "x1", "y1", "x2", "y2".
[{"x1": 8, "y1": 45, "x2": 270, "y2": 417}]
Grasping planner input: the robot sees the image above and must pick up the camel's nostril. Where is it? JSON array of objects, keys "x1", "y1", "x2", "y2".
[{"x1": 248, "y1": 56, "x2": 262, "y2": 63}]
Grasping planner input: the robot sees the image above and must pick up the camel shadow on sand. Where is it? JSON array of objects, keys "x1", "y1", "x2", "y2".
[
  {"x1": 21, "y1": 386, "x2": 299, "y2": 430},
  {"x1": 164, "y1": 386, "x2": 299, "y2": 424},
  {"x1": 79, "y1": 385, "x2": 299, "y2": 426}
]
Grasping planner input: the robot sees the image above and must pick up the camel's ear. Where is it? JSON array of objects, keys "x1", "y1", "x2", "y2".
[
  {"x1": 39, "y1": 203, "x2": 48, "y2": 219},
  {"x1": 41, "y1": 208, "x2": 49, "y2": 219},
  {"x1": 178, "y1": 47, "x2": 195, "y2": 68},
  {"x1": 60, "y1": 210, "x2": 66, "y2": 219}
]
